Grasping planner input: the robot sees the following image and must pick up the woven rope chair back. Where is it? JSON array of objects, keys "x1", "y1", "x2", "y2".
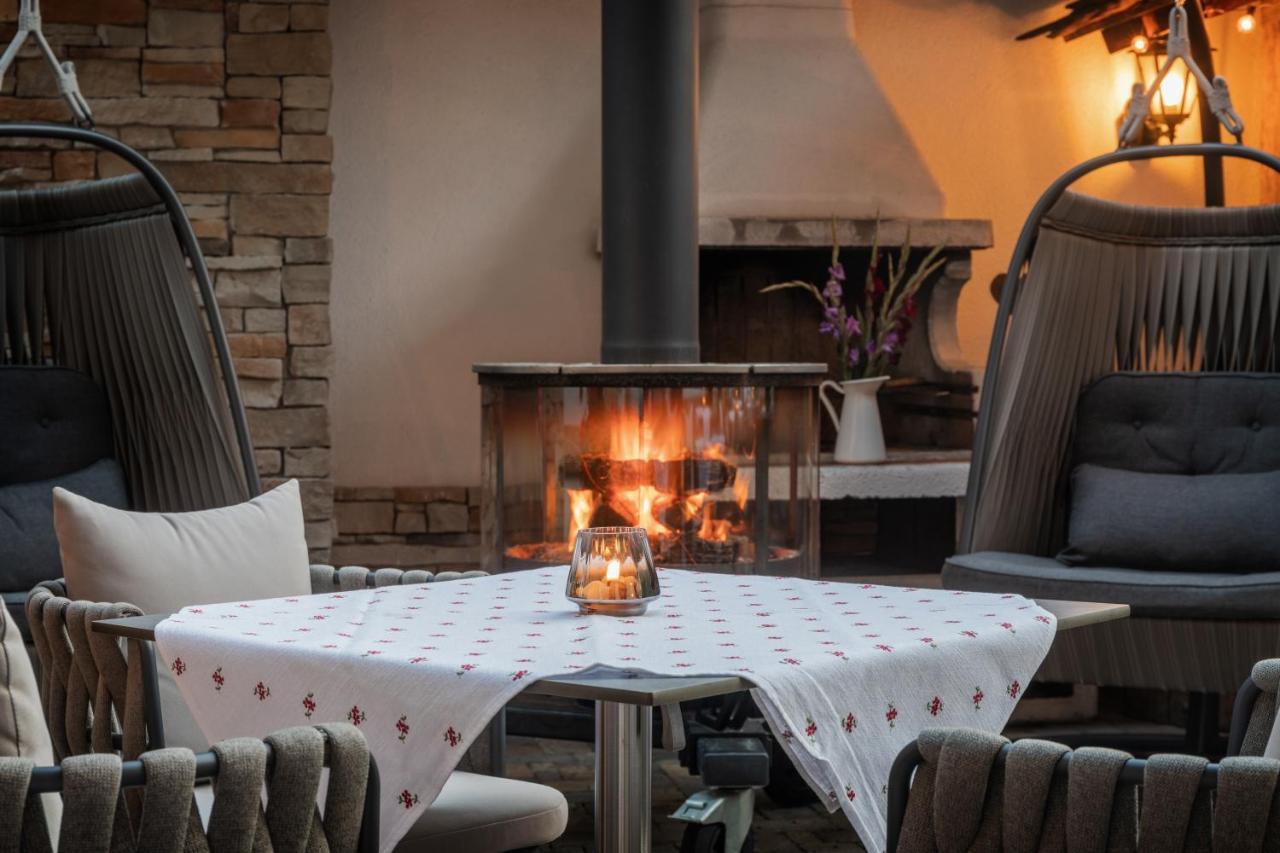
[
  {"x1": 0, "y1": 724, "x2": 372, "y2": 853},
  {"x1": 892, "y1": 727, "x2": 1280, "y2": 853}
]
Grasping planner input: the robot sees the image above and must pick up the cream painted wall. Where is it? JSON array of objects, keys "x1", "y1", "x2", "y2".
[
  {"x1": 331, "y1": 1, "x2": 602, "y2": 486},
  {"x1": 331, "y1": 0, "x2": 1267, "y2": 487}
]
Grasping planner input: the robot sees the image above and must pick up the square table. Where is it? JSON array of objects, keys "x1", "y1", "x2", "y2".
[{"x1": 94, "y1": 596, "x2": 1127, "y2": 852}]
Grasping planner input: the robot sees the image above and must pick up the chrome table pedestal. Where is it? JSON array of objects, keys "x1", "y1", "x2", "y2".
[{"x1": 596, "y1": 700, "x2": 653, "y2": 852}]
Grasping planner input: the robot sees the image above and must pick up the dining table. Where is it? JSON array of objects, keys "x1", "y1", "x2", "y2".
[{"x1": 94, "y1": 574, "x2": 1128, "y2": 853}]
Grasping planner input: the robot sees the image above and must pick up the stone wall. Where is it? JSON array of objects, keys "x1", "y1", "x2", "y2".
[
  {"x1": 332, "y1": 487, "x2": 480, "y2": 569},
  {"x1": 1, "y1": 0, "x2": 335, "y2": 556}
]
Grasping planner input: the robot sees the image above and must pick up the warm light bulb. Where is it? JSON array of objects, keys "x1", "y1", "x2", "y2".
[
  {"x1": 1159, "y1": 72, "x2": 1185, "y2": 108},
  {"x1": 1238, "y1": 9, "x2": 1257, "y2": 32},
  {"x1": 1131, "y1": 34, "x2": 1150, "y2": 52}
]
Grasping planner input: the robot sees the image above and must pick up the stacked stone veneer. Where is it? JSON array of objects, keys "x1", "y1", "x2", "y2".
[
  {"x1": 332, "y1": 487, "x2": 481, "y2": 569},
  {"x1": 0, "y1": 0, "x2": 335, "y2": 556}
]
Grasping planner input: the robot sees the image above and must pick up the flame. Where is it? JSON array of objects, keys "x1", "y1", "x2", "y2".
[
  {"x1": 605, "y1": 559, "x2": 621, "y2": 582},
  {"x1": 565, "y1": 401, "x2": 751, "y2": 557},
  {"x1": 698, "y1": 502, "x2": 732, "y2": 542},
  {"x1": 567, "y1": 488, "x2": 597, "y2": 543}
]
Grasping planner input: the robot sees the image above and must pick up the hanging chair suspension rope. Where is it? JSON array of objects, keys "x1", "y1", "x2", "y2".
[
  {"x1": 0, "y1": 0, "x2": 93, "y2": 126},
  {"x1": 1117, "y1": 0, "x2": 1244, "y2": 148}
]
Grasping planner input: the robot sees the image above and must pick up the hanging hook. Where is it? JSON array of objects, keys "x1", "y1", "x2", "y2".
[
  {"x1": 0, "y1": 0, "x2": 94, "y2": 127},
  {"x1": 1118, "y1": 0, "x2": 1242, "y2": 147}
]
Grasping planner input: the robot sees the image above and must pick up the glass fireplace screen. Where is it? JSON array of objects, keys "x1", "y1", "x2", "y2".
[{"x1": 477, "y1": 366, "x2": 821, "y2": 577}]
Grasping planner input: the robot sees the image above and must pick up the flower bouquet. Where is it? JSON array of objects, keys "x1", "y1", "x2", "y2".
[
  {"x1": 761, "y1": 219, "x2": 946, "y2": 381},
  {"x1": 762, "y1": 219, "x2": 947, "y2": 462}
]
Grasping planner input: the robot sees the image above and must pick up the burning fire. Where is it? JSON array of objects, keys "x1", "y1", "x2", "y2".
[{"x1": 564, "y1": 408, "x2": 752, "y2": 562}]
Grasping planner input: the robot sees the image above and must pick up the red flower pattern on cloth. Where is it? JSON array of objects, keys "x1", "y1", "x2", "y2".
[
  {"x1": 972, "y1": 687, "x2": 984, "y2": 710},
  {"x1": 171, "y1": 658, "x2": 186, "y2": 676},
  {"x1": 253, "y1": 681, "x2": 271, "y2": 702},
  {"x1": 155, "y1": 567, "x2": 1057, "y2": 853},
  {"x1": 1008, "y1": 680, "x2": 1022, "y2": 700},
  {"x1": 804, "y1": 716, "x2": 818, "y2": 743}
]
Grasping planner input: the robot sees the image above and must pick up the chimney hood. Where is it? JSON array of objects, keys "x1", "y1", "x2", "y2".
[{"x1": 699, "y1": 0, "x2": 944, "y2": 219}]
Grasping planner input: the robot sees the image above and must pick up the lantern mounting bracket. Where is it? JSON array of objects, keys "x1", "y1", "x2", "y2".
[
  {"x1": 0, "y1": 0, "x2": 94, "y2": 127},
  {"x1": 1118, "y1": 0, "x2": 1242, "y2": 148}
]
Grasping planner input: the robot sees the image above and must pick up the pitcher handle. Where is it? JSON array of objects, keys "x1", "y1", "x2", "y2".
[{"x1": 818, "y1": 380, "x2": 844, "y2": 431}]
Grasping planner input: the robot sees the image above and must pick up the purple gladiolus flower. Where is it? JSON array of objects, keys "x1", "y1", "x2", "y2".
[
  {"x1": 829, "y1": 263, "x2": 846, "y2": 282},
  {"x1": 823, "y1": 279, "x2": 843, "y2": 301},
  {"x1": 881, "y1": 330, "x2": 901, "y2": 353},
  {"x1": 845, "y1": 316, "x2": 860, "y2": 336},
  {"x1": 849, "y1": 348, "x2": 861, "y2": 365}
]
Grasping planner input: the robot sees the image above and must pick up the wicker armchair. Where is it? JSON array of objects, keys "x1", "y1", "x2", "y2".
[
  {"x1": 2, "y1": 723, "x2": 378, "y2": 852},
  {"x1": 886, "y1": 726, "x2": 1280, "y2": 853},
  {"x1": 25, "y1": 566, "x2": 569, "y2": 852}
]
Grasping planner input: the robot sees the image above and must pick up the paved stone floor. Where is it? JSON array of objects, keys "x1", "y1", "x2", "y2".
[{"x1": 506, "y1": 735, "x2": 866, "y2": 852}]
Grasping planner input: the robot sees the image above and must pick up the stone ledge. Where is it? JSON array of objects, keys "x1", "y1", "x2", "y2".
[{"x1": 698, "y1": 217, "x2": 993, "y2": 250}]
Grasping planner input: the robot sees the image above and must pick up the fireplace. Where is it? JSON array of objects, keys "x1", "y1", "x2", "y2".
[{"x1": 476, "y1": 364, "x2": 822, "y2": 576}]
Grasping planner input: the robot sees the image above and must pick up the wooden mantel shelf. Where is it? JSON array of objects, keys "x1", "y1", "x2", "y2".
[{"x1": 699, "y1": 217, "x2": 993, "y2": 250}]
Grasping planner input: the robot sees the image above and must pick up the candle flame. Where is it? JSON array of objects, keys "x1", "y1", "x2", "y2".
[{"x1": 605, "y1": 559, "x2": 621, "y2": 582}]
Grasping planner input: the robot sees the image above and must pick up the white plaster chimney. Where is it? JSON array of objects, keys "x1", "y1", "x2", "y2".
[{"x1": 698, "y1": 0, "x2": 945, "y2": 219}]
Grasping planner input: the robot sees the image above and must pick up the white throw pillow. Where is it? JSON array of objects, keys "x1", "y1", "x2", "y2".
[{"x1": 53, "y1": 480, "x2": 312, "y2": 750}]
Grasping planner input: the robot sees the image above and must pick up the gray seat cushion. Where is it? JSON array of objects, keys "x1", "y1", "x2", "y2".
[
  {"x1": 395, "y1": 771, "x2": 568, "y2": 851},
  {"x1": 943, "y1": 552, "x2": 1280, "y2": 619}
]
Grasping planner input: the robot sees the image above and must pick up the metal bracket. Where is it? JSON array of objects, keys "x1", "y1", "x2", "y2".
[
  {"x1": 1118, "y1": 0, "x2": 1242, "y2": 148},
  {"x1": 660, "y1": 703, "x2": 686, "y2": 751},
  {"x1": 0, "y1": 0, "x2": 94, "y2": 126},
  {"x1": 670, "y1": 788, "x2": 756, "y2": 853}
]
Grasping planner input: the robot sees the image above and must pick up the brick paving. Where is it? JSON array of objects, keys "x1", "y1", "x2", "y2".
[{"x1": 506, "y1": 736, "x2": 866, "y2": 852}]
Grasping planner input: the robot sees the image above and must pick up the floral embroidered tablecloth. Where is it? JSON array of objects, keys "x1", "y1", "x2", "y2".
[{"x1": 155, "y1": 568, "x2": 1056, "y2": 853}]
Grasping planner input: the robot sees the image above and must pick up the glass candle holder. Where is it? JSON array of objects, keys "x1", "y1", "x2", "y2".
[{"x1": 565, "y1": 526, "x2": 660, "y2": 615}]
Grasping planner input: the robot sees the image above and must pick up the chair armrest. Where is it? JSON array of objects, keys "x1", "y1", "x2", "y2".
[{"x1": 308, "y1": 563, "x2": 487, "y2": 594}]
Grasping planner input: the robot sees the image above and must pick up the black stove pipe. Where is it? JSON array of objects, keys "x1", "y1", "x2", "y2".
[{"x1": 600, "y1": 0, "x2": 700, "y2": 364}]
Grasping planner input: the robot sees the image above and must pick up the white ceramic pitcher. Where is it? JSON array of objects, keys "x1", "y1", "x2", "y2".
[{"x1": 819, "y1": 376, "x2": 888, "y2": 463}]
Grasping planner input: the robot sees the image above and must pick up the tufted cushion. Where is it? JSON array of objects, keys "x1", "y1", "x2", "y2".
[
  {"x1": 0, "y1": 458, "x2": 128, "y2": 597},
  {"x1": 0, "y1": 366, "x2": 115, "y2": 487},
  {"x1": 1073, "y1": 373, "x2": 1280, "y2": 475}
]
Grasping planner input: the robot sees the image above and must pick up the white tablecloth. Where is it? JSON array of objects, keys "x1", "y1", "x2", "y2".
[{"x1": 155, "y1": 568, "x2": 1056, "y2": 852}]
